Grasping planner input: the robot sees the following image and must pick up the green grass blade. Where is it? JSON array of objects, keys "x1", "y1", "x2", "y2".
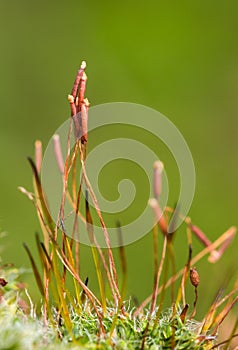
[
  {"x1": 23, "y1": 242, "x2": 45, "y2": 297},
  {"x1": 27, "y1": 157, "x2": 55, "y2": 233}
]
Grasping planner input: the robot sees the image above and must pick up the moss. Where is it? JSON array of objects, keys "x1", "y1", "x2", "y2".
[{"x1": 0, "y1": 269, "x2": 214, "y2": 350}]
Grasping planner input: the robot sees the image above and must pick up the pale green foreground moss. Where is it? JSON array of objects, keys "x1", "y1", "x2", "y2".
[
  {"x1": 0, "y1": 266, "x2": 213, "y2": 350},
  {"x1": 0, "y1": 299, "x2": 209, "y2": 349}
]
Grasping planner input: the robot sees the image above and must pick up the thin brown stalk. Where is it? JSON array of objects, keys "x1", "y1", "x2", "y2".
[
  {"x1": 216, "y1": 229, "x2": 236, "y2": 257},
  {"x1": 152, "y1": 235, "x2": 167, "y2": 322},
  {"x1": 153, "y1": 160, "x2": 164, "y2": 198},
  {"x1": 78, "y1": 72, "x2": 87, "y2": 111},
  {"x1": 167, "y1": 241, "x2": 176, "y2": 310},
  {"x1": 154, "y1": 248, "x2": 169, "y2": 321},
  {"x1": 165, "y1": 205, "x2": 179, "y2": 316},
  {"x1": 151, "y1": 232, "x2": 167, "y2": 314},
  {"x1": 223, "y1": 318, "x2": 238, "y2": 350},
  {"x1": 85, "y1": 190, "x2": 106, "y2": 312},
  {"x1": 133, "y1": 227, "x2": 236, "y2": 317},
  {"x1": 53, "y1": 134, "x2": 65, "y2": 175},
  {"x1": 71, "y1": 157, "x2": 83, "y2": 275},
  {"x1": 68, "y1": 141, "x2": 119, "y2": 303},
  {"x1": 92, "y1": 238, "x2": 119, "y2": 305},
  {"x1": 73, "y1": 163, "x2": 119, "y2": 304},
  {"x1": 52, "y1": 138, "x2": 84, "y2": 280},
  {"x1": 57, "y1": 145, "x2": 70, "y2": 226},
  {"x1": 180, "y1": 223, "x2": 193, "y2": 305},
  {"x1": 82, "y1": 214, "x2": 119, "y2": 304},
  {"x1": 190, "y1": 224, "x2": 221, "y2": 263},
  {"x1": 211, "y1": 296, "x2": 238, "y2": 336},
  {"x1": 80, "y1": 99, "x2": 89, "y2": 144},
  {"x1": 48, "y1": 233, "x2": 102, "y2": 306},
  {"x1": 215, "y1": 288, "x2": 238, "y2": 309},
  {"x1": 79, "y1": 143, "x2": 120, "y2": 300},
  {"x1": 141, "y1": 231, "x2": 168, "y2": 349},
  {"x1": 176, "y1": 242, "x2": 192, "y2": 307},
  {"x1": 190, "y1": 224, "x2": 212, "y2": 247},
  {"x1": 165, "y1": 207, "x2": 234, "y2": 263},
  {"x1": 148, "y1": 198, "x2": 167, "y2": 235},
  {"x1": 117, "y1": 222, "x2": 127, "y2": 303},
  {"x1": 210, "y1": 333, "x2": 238, "y2": 349},
  {"x1": 57, "y1": 117, "x2": 74, "y2": 242},
  {"x1": 68, "y1": 94, "x2": 77, "y2": 117},
  {"x1": 109, "y1": 223, "x2": 128, "y2": 338},
  {"x1": 71, "y1": 142, "x2": 79, "y2": 204},
  {"x1": 75, "y1": 241, "x2": 80, "y2": 279},
  {"x1": 25, "y1": 192, "x2": 85, "y2": 321},
  {"x1": 151, "y1": 223, "x2": 159, "y2": 311},
  {"x1": 200, "y1": 290, "x2": 223, "y2": 334},
  {"x1": 68, "y1": 143, "x2": 81, "y2": 279},
  {"x1": 54, "y1": 247, "x2": 104, "y2": 332}
]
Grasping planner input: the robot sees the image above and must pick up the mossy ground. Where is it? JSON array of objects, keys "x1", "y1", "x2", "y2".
[{"x1": 0, "y1": 264, "x2": 214, "y2": 350}]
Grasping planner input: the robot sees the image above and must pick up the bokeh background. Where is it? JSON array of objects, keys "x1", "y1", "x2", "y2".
[{"x1": 1, "y1": 0, "x2": 238, "y2": 323}]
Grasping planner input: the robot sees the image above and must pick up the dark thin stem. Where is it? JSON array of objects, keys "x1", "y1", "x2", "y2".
[
  {"x1": 79, "y1": 144, "x2": 120, "y2": 301},
  {"x1": 191, "y1": 286, "x2": 198, "y2": 318}
]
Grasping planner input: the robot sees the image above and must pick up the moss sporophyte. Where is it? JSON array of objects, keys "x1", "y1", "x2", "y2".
[{"x1": 0, "y1": 62, "x2": 237, "y2": 349}]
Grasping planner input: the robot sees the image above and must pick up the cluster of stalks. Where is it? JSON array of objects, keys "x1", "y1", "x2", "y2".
[{"x1": 19, "y1": 62, "x2": 238, "y2": 349}]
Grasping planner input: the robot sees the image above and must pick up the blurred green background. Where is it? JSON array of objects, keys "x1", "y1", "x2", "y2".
[{"x1": 0, "y1": 1, "x2": 238, "y2": 318}]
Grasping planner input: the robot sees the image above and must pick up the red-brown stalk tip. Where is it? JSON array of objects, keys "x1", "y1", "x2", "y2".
[
  {"x1": 35, "y1": 140, "x2": 42, "y2": 173},
  {"x1": 53, "y1": 134, "x2": 65, "y2": 175}
]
